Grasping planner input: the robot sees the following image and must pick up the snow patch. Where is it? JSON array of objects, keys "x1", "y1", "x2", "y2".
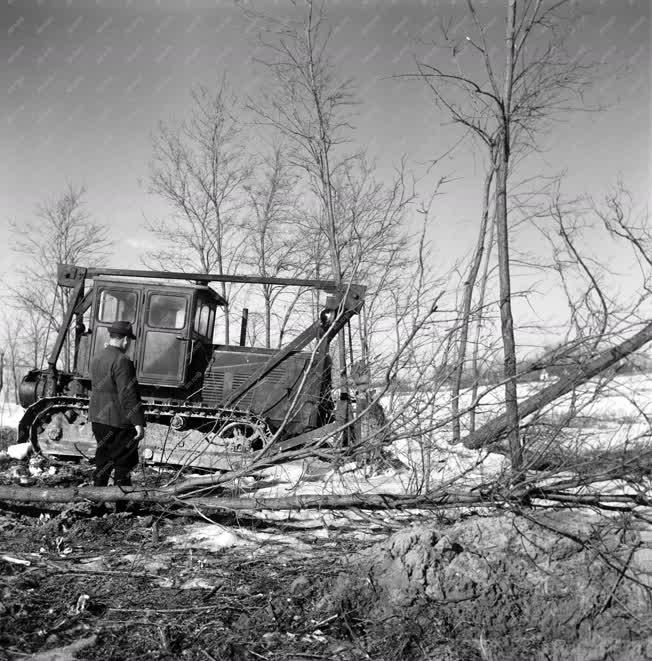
[
  {"x1": 168, "y1": 524, "x2": 252, "y2": 551},
  {"x1": 0, "y1": 401, "x2": 23, "y2": 429}
]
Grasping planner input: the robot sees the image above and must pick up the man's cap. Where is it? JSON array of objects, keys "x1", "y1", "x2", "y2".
[{"x1": 109, "y1": 320, "x2": 137, "y2": 339}]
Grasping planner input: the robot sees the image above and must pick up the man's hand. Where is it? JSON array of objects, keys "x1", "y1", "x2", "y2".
[{"x1": 134, "y1": 425, "x2": 145, "y2": 442}]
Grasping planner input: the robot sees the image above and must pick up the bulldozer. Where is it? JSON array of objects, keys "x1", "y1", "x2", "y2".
[{"x1": 18, "y1": 264, "x2": 367, "y2": 470}]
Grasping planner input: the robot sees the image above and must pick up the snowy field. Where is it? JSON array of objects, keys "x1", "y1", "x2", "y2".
[
  {"x1": 176, "y1": 373, "x2": 652, "y2": 551},
  {"x1": 382, "y1": 372, "x2": 652, "y2": 454},
  {"x1": 0, "y1": 400, "x2": 23, "y2": 430},
  {"x1": 231, "y1": 373, "x2": 652, "y2": 508},
  {"x1": 383, "y1": 373, "x2": 652, "y2": 425}
]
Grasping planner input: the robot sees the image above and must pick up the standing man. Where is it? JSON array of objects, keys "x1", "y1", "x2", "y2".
[{"x1": 89, "y1": 321, "x2": 145, "y2": 494}]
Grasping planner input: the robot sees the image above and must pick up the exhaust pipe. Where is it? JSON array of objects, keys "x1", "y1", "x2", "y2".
[{"x1": 239, "y1": 308, "x2": 248, "y2": 346}]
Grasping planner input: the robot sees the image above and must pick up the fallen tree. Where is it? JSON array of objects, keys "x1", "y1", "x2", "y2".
[
  {"x1": 0, "y1": 483, "x2": 649, "y2": 511},
  {"x1": 461, "y1": 320, "x2": 652, "y2": 450},
  {"x1": 0, "y1": 486, "x2": 483, "y2": 509}
]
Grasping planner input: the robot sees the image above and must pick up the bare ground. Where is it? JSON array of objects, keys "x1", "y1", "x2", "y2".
[
  {"x1": 0, "y1": 457, "x2": 377, "y2": 661},
  {"x1": 1, "y1": 512, "x2": 370, "y2": 661},
  {"x1": 1, "y1": 447, "x2": 651, "y2": 660}
]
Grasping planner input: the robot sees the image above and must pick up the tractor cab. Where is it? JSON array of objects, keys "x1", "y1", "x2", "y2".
[{"x1": 75, "y1": 277, "x2": 225, "y2": 392}]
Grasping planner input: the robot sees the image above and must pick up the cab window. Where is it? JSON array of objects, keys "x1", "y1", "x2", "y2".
[
  {"x1": 148, "y1": 294, "x2": 187, "y2": 330},
  {"x1": 98, "y1": 289, "x2": 137, "y2": 323},
  {"x1": 207, "y1": 307, "x2": 215, "y2": 339},
  {"x1": 194, "y1": 301, "x2": 209, "y2": 337},
  {"x1": 194, "y1": 300, "x2": 216, "y2": 339}
]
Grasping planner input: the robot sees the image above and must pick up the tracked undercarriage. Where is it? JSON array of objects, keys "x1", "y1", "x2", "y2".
[{"x1": 20, "y1": 397, "x2": 279, "y2": 471}]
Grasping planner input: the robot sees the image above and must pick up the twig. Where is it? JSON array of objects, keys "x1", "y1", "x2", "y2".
[
  {"x1": 47, "y1": 567, "x2": 159, "y2": 578},
  {"x1": 157, "y1": 626, "x2": 170, "y2": 653},
  {"x1": 341, "y1": 612, "x2": 372, "y2": 660},
  {"x1": 1, "y1": 555, "x2": 31, "y2": 566},
  {"x1": 0, "y1": 553, "x2": 163, "y2": 578},
  {"x1": 246, "y1": 649, "x2": 270, "y2": 660},
  {"x1": 267, "y1": 593, "x2": 283, "y2": 630},
  {"x1": 305, "y1": 613, "x2": 339, "y2": 631},
  {"x1": 596, "y1": 541, "x2": 641, "y2": 615},
  {"x1": 109, "y1": 605, "x2": 222, "y2": 614},
  {"x1": 200, "y1": 650, "x2": 218, "y2": 661},
  {"x1": 519, "y1": 509, "x2": 652, "y2": 590}
]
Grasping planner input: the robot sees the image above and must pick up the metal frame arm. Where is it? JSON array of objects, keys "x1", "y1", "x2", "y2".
[
  {"x1": 58, "y1": 263, "x2": 344, "y2": 293},
  {"x1": 47, "y1": 280, "x2": 85, "y2": 370}
]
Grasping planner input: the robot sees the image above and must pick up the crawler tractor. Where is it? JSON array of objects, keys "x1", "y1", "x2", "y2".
[{"x1": 18, "y1": 264, "x2": 366, "y2": 470}]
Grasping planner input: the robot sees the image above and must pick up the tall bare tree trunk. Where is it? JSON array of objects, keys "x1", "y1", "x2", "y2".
[
  {"x1": 494, "y1": 0, "x2": 522, "y2": 475},
  {"x1": 452, "y1": 163, "x2": 496, "y2": 443},
  {"x1": 469, "y1": 203, "x2": 496, "y2": 432},
  {"x1": 304, "y1": 10, "x2": 349, "y2": 404},
  {"x1": 415, "y1": 0, "x2": 602, "y2": 464},
  {"x1": 495, "y1": 154, "x2": 520, "y2": 472}
]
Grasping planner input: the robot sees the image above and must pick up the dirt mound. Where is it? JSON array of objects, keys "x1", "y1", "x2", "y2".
[{"x1": 326, "y1": 510, "x2": 652, "y2": 660}]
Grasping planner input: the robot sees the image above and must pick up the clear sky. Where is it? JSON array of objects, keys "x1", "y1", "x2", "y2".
[{"x1": 1, "y1": 0, "x2": 650, "y2": 349}]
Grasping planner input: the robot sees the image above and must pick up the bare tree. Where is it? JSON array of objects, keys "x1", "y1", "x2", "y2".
[
  {"x1": 242, "y1": 146, "x2": 310, "y2": 348},
  {"x1": 147, "y1": 83, "x2": 252, "y2": 343},
  {"x1": 414, "y1": 0, "x2": 595, "y2": 473},
  {"x1": 520, "y1": 177, "x2": 650, "y2": 355},
  {"x1": 468, "y1": 207, "x2": 497, "y2": 432},
  {"x1": 451, "y1": 176, "x2": 652, "y2": 461},
  {"x1": 330, "y1": 156, "x2": 416, "y2": 347},
  {"x1": 1, "y1": 316, "x2": 25, "y2": 403},
  {"x1": 451, "y1": 158, "x2": 497, "y2": 442},
  {"x1": 250, "y1": 1, "x2": 423, "y2": 422},
  {"x1": 595, "y1": 181, "x2": 652, "y2": 297},
  {"x1": 249, "y1": 0, "x2": 358, "y2": 396},
  {"x1": 9, "y1": 185, "x2": 112, "y2": 372}
]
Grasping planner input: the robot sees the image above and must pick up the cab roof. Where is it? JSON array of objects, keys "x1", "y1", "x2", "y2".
[{"x1": 93, "y1": 276, "x2": 226, "y2": 306}]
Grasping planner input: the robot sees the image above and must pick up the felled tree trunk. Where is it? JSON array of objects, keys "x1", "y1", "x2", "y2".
[
  {"x1": 0, "y1": 484, "x2": 648, "y2": 512},
  {"x1": 461, "y1": 321, "x2": 652, "y2": 450},
  {"x1": 0, "y1": 486, "x2": 485, "y2": 510}
]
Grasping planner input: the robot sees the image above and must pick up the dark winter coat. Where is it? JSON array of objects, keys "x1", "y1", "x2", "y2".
[{"x1": 89, "y1": 345, "x2": 146, "y2": 429}]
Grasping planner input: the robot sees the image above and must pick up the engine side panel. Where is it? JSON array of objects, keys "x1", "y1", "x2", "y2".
[{"x1": 203, "y1": 348, "x2": 328, "y2": 435}]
